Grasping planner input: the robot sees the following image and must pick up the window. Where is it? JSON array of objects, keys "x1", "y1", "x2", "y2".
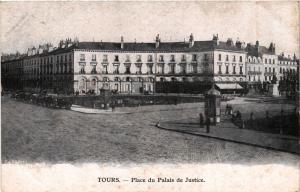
[
  {"x1": 265, "y1": 76, "x2": 267, "y2": 81},
  {"x1": 125, "y1": 66, "x2": 131, "y2": 74},
  {"x1": 226, "y1": 65, "x2": 229, "y2": 74},
  {"x1": 226, "y1": 55, "x2": 229, "y2": 61},
  {"x1": 265, "y1": 59, "x2": 267, "y2": 63},
  {"x1": 182, "y1": 54, "x2": 186, "y2": 61},
  {"x1": 103, "y1": 55, "x2": 108, "y2": 61},
  {"x1": 170, "y1": 55, "x2": 175, "y2": 62},
  {"x1": 92, "y1": 54, "x2": 97, "y2": 61},
  {"x1": 170, "y1": 64, "x2": 175, "y2": 74},
  {"x1": 218, "y1": 65, "x2": 222, "y2": 74},
  {"x1": 91, "y1": 66, "x2": 97, "y2": 74},
  {"x1": 137, "y1": 55, "x2": 142, "y2": 62},
  {"x1": 79, "y1": 66, "x2": 85, "y2": 74},
  {"x1": 125, "y1": 55, "x2": 130, "y2": 62},
  {"x1": 204, "y1": 54, "x2": 208, "y2": 61},
  {"x1": 239, "y1": 66, "x2": 243, "y2": 74},
  {"x1": 136, "y1": 65, "x2": 142, "y2": 74},
  {"x1": 239, "y1": 56, "x2": 242, "y2": 62},
  {"x1": 269, "y1": 59, "x2": 271, "y2": 64},
  {"x1": 147, "y1": 64, "x2": 153, "y2": 74},
  {"x1": 233, "y1": 56, "x2": 236, "y2": 62},
  {"x1": 159, "y1": 55, "x2": 164, "y2": 62},
  {"x1": 218, "y1": 54, "x2": 221, "y2": 61},
  {"x1": 181, "y1": 65, "x2": 186, "y2": 74},
  {"x1": 80, "y1": 54, "x2": 85, "y2": 61},
  {"x1": 147, "y1": 55, "x2": 153, "y2": 62},
  {"x1": 192, "y1": 65, "x2": 197, "y2": 73},
  {"x1": 273, "y1": 59, "x2": 275, "y2": 64},
  {"x1": 269, "y1": 67, "x2": 271, "y2": 72},
  {"x1": 69, "y1": 54, "x2": 72, "y2": 62},
  {"x1": 192, "y1": 54, "x2": 197, "y2": 61},
  {"x1": 103, "y1": 65, "x2": 108, "y2": 74},
  {"x1": 113, "y1": 65, "x2": 119, "y2": 74},
  {"x1": 233, "y1": 66, "x2": 236, "y2": 74},
  {"x1": 265, "y1": 67, "x2": 267, "y2": 72},
  {"x1": 273, "y1": 68, "x2": 275, "y2": 74},
  {"x1": 114, "y1": 55, "x2": 119, "y2": 62}
]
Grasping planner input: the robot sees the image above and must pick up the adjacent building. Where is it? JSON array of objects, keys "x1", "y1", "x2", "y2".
[{"x1": 1, "y1": 34, "x2": 298, "y2": 95}]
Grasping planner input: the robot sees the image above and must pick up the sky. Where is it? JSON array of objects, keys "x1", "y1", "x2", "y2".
[{"x1": 0, "y1": 1, "x2": 299, "y2": 56}]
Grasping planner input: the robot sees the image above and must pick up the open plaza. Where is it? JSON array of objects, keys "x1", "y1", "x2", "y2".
[{"x1": 2, "y1": 93, "x2": 299, "y2": 164}]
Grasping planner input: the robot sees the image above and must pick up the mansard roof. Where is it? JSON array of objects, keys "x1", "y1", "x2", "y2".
[
  {"x1": 75, "y1": 40, "x2": 245, "y2": 52},
  {"x1": 278, "y1": 55, "x2": 294, "y2": 61},
  {"x1": 246, "y1": 44, "x2": 275, "y2": 57}
]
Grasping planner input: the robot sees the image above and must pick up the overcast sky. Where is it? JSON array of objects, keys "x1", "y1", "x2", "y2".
[{"x1": 0, "y1": 1, "x2": 299, "y2": 56}]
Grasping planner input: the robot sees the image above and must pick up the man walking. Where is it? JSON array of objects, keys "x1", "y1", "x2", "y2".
[{"x1": 206, "y1": 117, "x2": 211, "y2": 133}]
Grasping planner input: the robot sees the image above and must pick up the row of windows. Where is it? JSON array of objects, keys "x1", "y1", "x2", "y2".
[
  {"x1": 278, "y1": 61, "x2": 296, "y2": 65},
  {"x1": 24, "y1": 54, "x2": 72, "y2": 67},
  {"x1": 279, "y1": 67, "x2": 296, "y2": 74},
  {"x1": 218, "y1": 65, "x2": 243, "y2": 75},
  {"x1": 218, "y1": 54, "x2": 243, "y2": 62},
  {"x1": 79, "y1": 54, "x2": 204, "y2": 63}
]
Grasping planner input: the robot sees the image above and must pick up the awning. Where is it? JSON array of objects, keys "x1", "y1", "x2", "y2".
[{"x1": 216, "y1": 83, "x2": 243, "y2": 90}]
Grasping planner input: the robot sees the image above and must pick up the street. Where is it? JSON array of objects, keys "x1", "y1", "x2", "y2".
[{"x1": 2, "y1": 96, "x2": 299, "y2": 165}]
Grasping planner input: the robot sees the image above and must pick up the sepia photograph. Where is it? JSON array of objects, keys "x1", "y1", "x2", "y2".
[{"x1": 1, "y1": 1, "x2": 299, "y2": 192}]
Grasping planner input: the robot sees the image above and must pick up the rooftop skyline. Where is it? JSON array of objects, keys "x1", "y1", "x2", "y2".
[{"x1": 0, "y1": 1, "x2": 299, "y2": 56}]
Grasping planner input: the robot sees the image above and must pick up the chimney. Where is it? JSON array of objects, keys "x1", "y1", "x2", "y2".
[
  {"x1": 235, "y1": 38, "x2": 242, "y2": 49},
  {"x1": 32, "y1": 47, "x2": 36, "y2": 55},
  {"x1": 226, "y1": 38, "x2": 233, "y2": 46},
  {"x1": 293, "y1": 53, "x2": 297, "y2": 61},
  {"x1": 121, "y1": 36, "x2": 124, "y2": 49},
  {"x1": 212, "y1": 34, "x2": 219, "y2": 46},
  {"x1": 189, "y1": 33, "x2": 194, "y2": 48},
  {"x1": 155, "y1": 34, "x2": 160, "y2": 48}
]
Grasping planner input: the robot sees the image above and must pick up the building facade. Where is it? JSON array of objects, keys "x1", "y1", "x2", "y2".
[{"x1": 1, "y1": 34, "x2": 298, "y2": 94}]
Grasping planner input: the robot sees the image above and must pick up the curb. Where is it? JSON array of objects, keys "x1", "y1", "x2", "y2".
[{"x1": 156, "y1": 123, "x2": 300, "y2": 155}]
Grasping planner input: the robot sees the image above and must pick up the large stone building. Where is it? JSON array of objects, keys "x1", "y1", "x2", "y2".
[{"x1": 1, "y1": 34, "x2": 298, "y2": 94}]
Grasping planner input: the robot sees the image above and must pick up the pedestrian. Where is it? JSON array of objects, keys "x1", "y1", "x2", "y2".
[
  {"x1": 199, "y1": 113, "x2": 204, "y2": 128},
  {"x1": 236, "y1": 110, "x2": 241, "y2": 119},
  {"x1": 206, "y1": 117, "x2": 211, "y2": 133}
]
